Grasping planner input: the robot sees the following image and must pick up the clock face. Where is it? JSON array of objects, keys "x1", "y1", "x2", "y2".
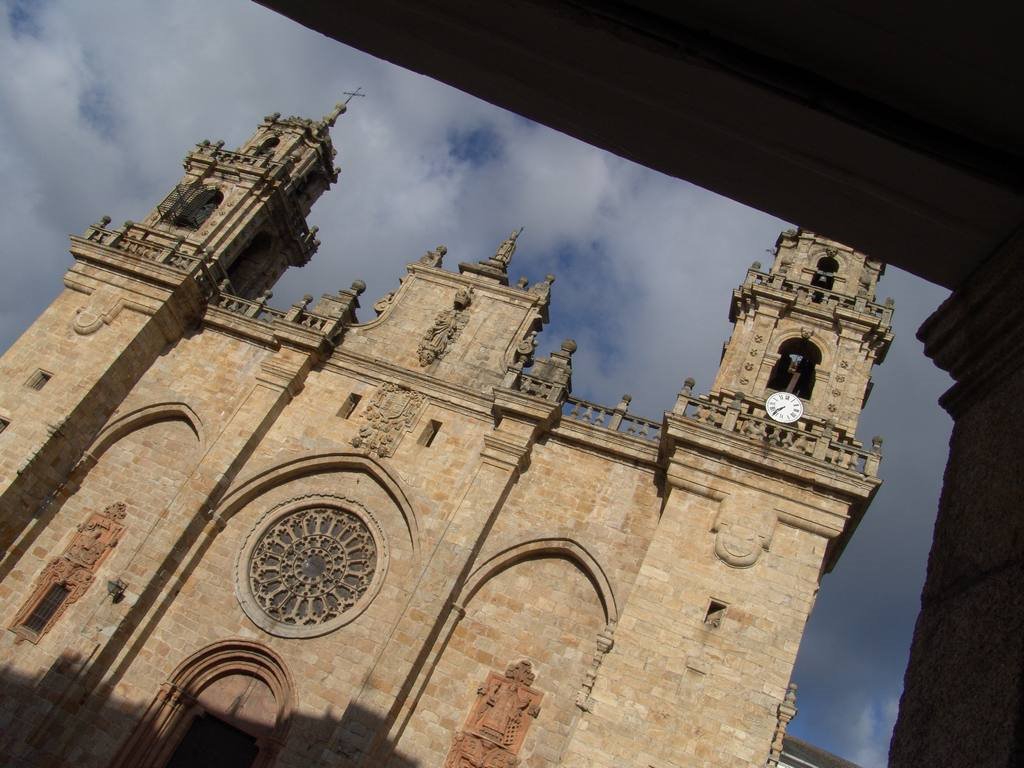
[{"x1": 765, "y1": 391, "x2": 804, "y2": 423}]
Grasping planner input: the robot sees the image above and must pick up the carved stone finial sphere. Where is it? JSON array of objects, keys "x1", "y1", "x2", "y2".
[
  {"x1": 351, "y1": 280, "x2": 367, "y2": 295},
  {"x1": 561, "y1": 339, "x2": 577, "y2": 355}
]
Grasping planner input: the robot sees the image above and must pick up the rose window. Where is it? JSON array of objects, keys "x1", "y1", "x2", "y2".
[{"x1": 248, "y1": 507, "x2": 377, "y2": 628}]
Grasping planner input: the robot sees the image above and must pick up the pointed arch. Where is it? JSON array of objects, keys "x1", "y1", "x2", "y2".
[
  {"x1": 111, "y1": 639, "x2": 294, "y2": 768},
  {"x1": 213, "y1": 452, "x2": 421, "y2": 557},
  {"x1": 458, "y1": 538, "x2": 617, "y2": 624},
  {"x1": 86, "y1": 401, "x2": 204, "y2": 463}
]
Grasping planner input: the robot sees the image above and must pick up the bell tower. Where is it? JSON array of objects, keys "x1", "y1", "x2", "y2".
[
  {"x1": 712, "y1": 228, "x2": 894, "y2": 438},
  {"x1": 135, "y1": 103, "x2": 345, "y2": 298},
  {"x1": 0, "y1": 103, "x2": 347, "y2": 553}
]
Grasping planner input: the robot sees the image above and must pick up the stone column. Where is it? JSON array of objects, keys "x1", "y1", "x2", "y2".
[
  {"x1": 327, "y1": 388, "x2": 558, "y2": 767},
  {"x1": 889, "y1": 231, "x2": 1024, "y2": 767}
]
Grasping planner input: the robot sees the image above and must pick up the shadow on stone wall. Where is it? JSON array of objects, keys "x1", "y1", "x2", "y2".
[{"x1": 0, "y1": 662, "x2": 422, "y2": 768}]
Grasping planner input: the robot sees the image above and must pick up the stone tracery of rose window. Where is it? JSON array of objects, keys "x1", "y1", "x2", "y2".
[{"x1": 248, "y1": 506, "x2": 377, "y2": 627}]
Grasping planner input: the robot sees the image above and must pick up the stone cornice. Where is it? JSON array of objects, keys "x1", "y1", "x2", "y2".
[
  {"x1": 548, "y1": 419, "x2": 660, "y2": 467},
  {"x1": 406, "y1": 262, "x2": 548, "y2": 308},
  {"x1": 491, "y1": 387, "x2": 561, "y2": 426},
  {"x1": 69, "y1": 236, "x2": 195, "y2": 292},
  {"x1": 323, "y1": 351, "x2": 495, "y2": 419},
  {"x1": 918, "y1": 226, "x2": 1024, "y2": 418},
  {"x1": 661, "y1": 412, "x2": 880, "y2": 501}
]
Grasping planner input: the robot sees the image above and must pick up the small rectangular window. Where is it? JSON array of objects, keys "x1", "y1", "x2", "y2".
[
  {"x1": 337, "y1": 393, "x2": 362, "y2": 419},
  {"x1": 26, "y1": 370, "x2": 52, "y2": 391},
  {"x1": 23, "y1": 583, "x2": 69, "y2": 634},
  {"x1": 418, "y1": 420, "x2": 441, "y2": 447},
  {"x1": 704, "y1": 599, "x2": 728, "y2": 628}
]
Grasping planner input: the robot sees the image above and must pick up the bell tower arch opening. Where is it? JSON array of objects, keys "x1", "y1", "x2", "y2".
[
  {"x1": 811, "y1": 254, "x2": 840, "y2": 298},
  {"x1": 767, "y1": 338, "x2": 822, "y2": 399}
]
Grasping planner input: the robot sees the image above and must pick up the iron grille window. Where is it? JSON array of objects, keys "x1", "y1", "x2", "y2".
[
  {"x1": 23, "y1": 583, "x2": 69, "y2": 634},
  {"x1": 26, "y1": 370, "x2": 51, "y2": 390},
  {"x1": 157, "y1": 182, "x2": 222, "y2": 229}
]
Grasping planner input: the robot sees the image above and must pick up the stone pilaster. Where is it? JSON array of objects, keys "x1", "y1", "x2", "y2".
[{"x1": 890, "y1": 228, "x2": 1024, "y2": 768}]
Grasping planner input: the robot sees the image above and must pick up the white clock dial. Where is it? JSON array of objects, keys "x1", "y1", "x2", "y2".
[{"x1": 765, "y1": 391, "x2": 804, "y2": 423}]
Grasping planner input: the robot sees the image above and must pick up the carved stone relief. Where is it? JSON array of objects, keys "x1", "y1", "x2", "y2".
[
  {"x1": 11, "y1": 502, "x2": 126, "y2": 641},
  {"x1": 576, "y1": 623, "x2": 615, "y2": 712},
  {"x1": 711, "y1": 507, "x2": 775, "y2": 568},
  {"x1": 418, "y1": 287, "x2": 473, "y2": 366},
  {"x1": 443, "y1": 660, "x2": 544, "y2": 768},
  {"x1": 351, "y1": 383, "x2": 426, "y2": 458},
  {"x1": 419, "y1": 244, "x2": 447, "y2": 267},
  {"x1": 372, "y1": 291, "x2": 396, "y2": 316},
  {"x1": 235, "y1": 495, "x2": 388, "y2": 639}
]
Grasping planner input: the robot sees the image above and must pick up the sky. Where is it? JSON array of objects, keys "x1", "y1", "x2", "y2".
[{"x1": 0, "y1": 1, "x2": 954, "y2": 765}]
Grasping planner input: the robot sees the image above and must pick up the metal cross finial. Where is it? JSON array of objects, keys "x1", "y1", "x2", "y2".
[
  {"x1": 343, "y1": 87, "x2": 366, "y2": 104},
  {"x1": 323, "y1": 88, "x2": 365, "y2": 128}
]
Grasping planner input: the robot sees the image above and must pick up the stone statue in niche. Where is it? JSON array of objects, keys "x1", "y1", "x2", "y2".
[
  {"x1": 417, "y1": 287, "x2": 473, "y2": 366},
  {"x1": 443, "y1": 659, "x2": 543, "y2": 768},
  {"x1": 711, "y1": 507, "x2": 775, "y2": 568},
  {"x1": 351, "y1": 383, "x2": 426, "y2": 458}
]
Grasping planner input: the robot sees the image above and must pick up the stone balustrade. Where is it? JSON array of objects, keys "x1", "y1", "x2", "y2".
[
  {"x1": 673, "y1": 392, "x2": 881, "y2": 476},
  {"x1": 191, "y1": 142, "x2": 283, "y2": 171},
  {"x1": 212, "y1": 293, "x2": 286, "y2": 323},
  {"x1": 563, "y1": 396, "x2": 662, "y2": 442},
  {"x1": 518, "y1": 373, "x2": 563, "y2": 403},
  {"x1": 743, "y1": 268, "x2": 893, "y2": 322}
]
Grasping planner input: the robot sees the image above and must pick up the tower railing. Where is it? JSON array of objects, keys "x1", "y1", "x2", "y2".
[
  {"x1": 672, "y1": 392, "x2": 881, "y2": 476},
  {"x1": 742, "y1": 268, "x2": 893, "y2": 323},
  {"x1": 191, "y1": 142, "x2": 284, "y2": 171},
  {"x1": 78, "y1": 220, "x2": 338, "y2": 336}
]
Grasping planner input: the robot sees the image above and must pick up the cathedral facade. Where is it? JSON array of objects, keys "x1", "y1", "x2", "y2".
[{"x1": 0, "y1": 105, "x2": 891, "y2": 768}]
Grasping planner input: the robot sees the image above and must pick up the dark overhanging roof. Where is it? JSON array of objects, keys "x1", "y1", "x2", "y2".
[{"x1": 256, "y1": 0, "x2": 1024, "y2": 289}]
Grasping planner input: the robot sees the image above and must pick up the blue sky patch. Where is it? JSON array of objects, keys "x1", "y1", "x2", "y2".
[
  {"x1": 446, "y1": 124, "x2": 503, "y2": 166},
  {"x1": 79, "y1": 83, "x2": 117, "y2": 140},
  {"x1": 7, "y1": 0, "x2": 48, "y2": 38}
]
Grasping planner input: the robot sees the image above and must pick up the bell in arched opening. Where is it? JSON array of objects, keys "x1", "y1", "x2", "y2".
[{"x1": 767, "y1": 338, "x2": 822, "y2": 399}]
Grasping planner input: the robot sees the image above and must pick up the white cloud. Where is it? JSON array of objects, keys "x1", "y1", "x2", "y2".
[{"x1": 849, "y1": 694, "x2": 900, "y2": 768}]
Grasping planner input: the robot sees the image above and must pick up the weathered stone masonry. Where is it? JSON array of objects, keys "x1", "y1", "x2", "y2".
[{"x1": 0, "y1": 106, "x2": 890, "y2": 768}]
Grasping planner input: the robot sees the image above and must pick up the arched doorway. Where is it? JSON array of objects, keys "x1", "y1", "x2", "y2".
[{"x1": 111, "y1": 639, "x2": 294, "y2": 768}]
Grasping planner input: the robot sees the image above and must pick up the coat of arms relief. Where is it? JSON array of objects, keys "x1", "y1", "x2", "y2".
[
  {"x1": 443, "y1": 659, "x2": 544, "y2": 768},
  {"x1": 350, "y1": 383, "x2": 426, "y2": 458}
]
